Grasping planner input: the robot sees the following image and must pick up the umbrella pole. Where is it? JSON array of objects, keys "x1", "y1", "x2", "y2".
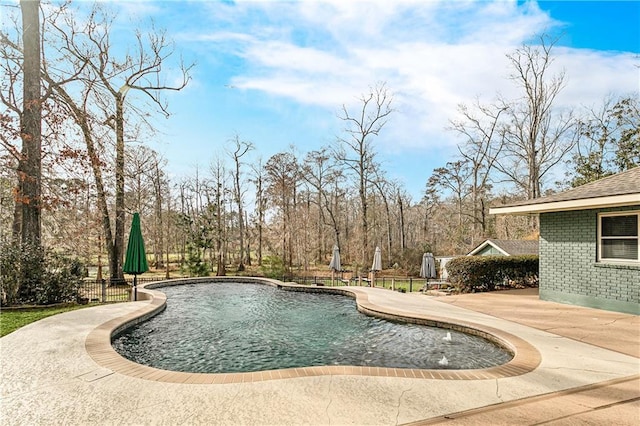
[{"x1": 134, "y1": 274, "x2": 138, "y2": 301}]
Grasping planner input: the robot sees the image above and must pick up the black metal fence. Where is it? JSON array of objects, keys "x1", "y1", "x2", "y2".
[
  {"x1": 78, "y1": 274, "x2": 451, "y2": 304},
  {"x1": 282, "y1": 275, "x2": 449, "y2": 293},
  {"x1": 78, "y1": 277, "x2": 165, "y2": 303}
]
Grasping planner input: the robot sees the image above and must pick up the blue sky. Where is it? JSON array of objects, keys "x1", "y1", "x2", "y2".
[{"x1": 107, "y1": 0, "x2": 638, "y2": 200}]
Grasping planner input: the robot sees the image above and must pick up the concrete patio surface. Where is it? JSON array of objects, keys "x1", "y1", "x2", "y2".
[{"x1": 1, "y1": 283, "x2": 638, "y2": 425}]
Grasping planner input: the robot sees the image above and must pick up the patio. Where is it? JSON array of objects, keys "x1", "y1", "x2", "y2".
[{"x1": 0, "y1": 285, "x2": 638, "y2": 425}]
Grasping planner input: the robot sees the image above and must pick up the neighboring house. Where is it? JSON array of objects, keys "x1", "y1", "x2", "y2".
[
  {"x1": 467, "y1": 239, "x2": 539, "y2": 257},
  {"x1": 436, "y1": 256, "x2": 455, "y2": 280},
  {"x1": 490, "y1": 167, "x2": 640, "y2": 315}
]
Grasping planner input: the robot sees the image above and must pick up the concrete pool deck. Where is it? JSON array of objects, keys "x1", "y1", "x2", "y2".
[{"x1": 1, "y1": 284, "x2": 638, "y2": 425}]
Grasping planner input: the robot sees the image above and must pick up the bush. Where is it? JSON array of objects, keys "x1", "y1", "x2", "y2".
[
  {"x1": 446, "y1": 255, "x2": 539, "y2": 293},
  {"x1": 42, "y1": 253, "x2": 86, "y2": 304},
  {"x1": 181, "y1": 244, "x2": 209, "y2": 277},
  {"x1": 0, "y1": 241, "x2": 85, "y2": 306},
  {"x1": 260, "y1": 255, "x2": 287, "y2": 279}
]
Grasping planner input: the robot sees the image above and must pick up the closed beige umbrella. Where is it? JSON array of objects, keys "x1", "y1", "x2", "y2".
[
  {"x1": 371, "y1": 246, "x2": 382, "y2": 287},
  {"x1": 329, "y1": 245, "x2": 341, "y2": 286}
]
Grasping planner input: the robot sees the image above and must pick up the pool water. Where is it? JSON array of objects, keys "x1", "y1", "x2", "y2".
[{"x1": 112, "y1": 282, "x2": 512, "y2": 373}]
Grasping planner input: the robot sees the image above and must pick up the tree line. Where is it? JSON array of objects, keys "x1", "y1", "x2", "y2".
[{"x1": 1, "y1": 1, "x2": 638, "y2": 283}]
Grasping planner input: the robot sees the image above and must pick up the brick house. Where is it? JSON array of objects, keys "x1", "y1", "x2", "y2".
[{"x1": 490, "y1": 167, "x2": 640, "y2": 314}]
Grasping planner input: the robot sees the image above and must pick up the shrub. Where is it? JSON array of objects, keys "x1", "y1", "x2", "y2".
[
  {"x1": 0, "y1": 241, "x2": 84, "y2": 306},
  {"x1": 42, "y1": 253, "x2": 86, "y2": 304},
  {"x1": 260, "y1": 255, "x2": 287, "y2": 279},
  {"x1": 446, "y1": 255, "x2": 539, "y2": 293},
  {"x1": 181, "y1": 244, "x2": 210, "y2": 277}
]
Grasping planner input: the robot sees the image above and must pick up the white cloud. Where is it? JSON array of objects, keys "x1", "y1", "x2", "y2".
[
  {"x1": 152, "y1": 0, "x2": 638, "y2": 198},
  {"x1": 188, "y1": 31, "x2": 255, "y2": 44},
  {"x1": 243, "y1": 41, "x2": 351, "y2": 75},
  {"x1": 110, "y1": 1, "x2": 164, "y2": 22},
  {"x1": 198, "y1": 1, "x2": 634, "y2": 153},
  {"x1": 553, "y1": 48, "x2": 639, "y2": 107}
]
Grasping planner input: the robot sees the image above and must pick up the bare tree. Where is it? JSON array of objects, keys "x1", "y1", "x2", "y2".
[
  {"x1": 611, "y1": 95, "x2": 640, "y2": 171},
  {"x1": 0, "y1": 16, "x2": 26, "y2": 240},
  {"x1": 419, "y1": 180, "x2": 441, "y2": 252},
  {"x1": 124, "y1": 145, "x2": 166, "y2": 267},
  {"x1": 497, "y1": 36, "x2": 576, "y2": 200},
  {"x1": 249, "y1": 157, "x2": 266, "y2": 267},
  {"x1": 264, "y1": 151, "x2": 299, "y2": 268},
  {"x1": 301, "y1": 147, "x2": 345, "y2": 261},
  {"x1": 570, "y1": 96, "x2": 620, "y2": 186},
  {"x1": 449, "y1": 100, "x2": 507, "y2": 242},
  {"x1": 227, "y1": 134, "x2": 253, "y2": 271},
  {"x1": 15, "y1": 0, "x2": 43, "y2": 247},
  {"x1": 396, "y1": 188, "x2": 408, "y2": 252},
  {"x1": 2, "y1": 0, "x2": 44, "y2": 247},
  {"x1": 335, "y1": 82, "x2": 393, "y2": 266},
  {"x1": 209, "y1": 156, "x2": 227, "y2": 275},
  {"x1": 124, "y1": 145, "x2": 156, "y2": 214},
  {"x1": 151, "y1": 154, "x2": 167, "y2": 269},
  {"x1": 370, "y1": 170, "x2": 394, "y2": 266},
  {"x1": 569, "y1": 94, "x2": 640, "y2": 187},
  {"x1": 428, "y1": 160, "x2": 472, "y2": 249},
  {"x1": 49, "y1": 4, "x2": 192, "y2": 278},
  {"x1": 1, "y1": 1, "x2": 88, "y2": 247}
]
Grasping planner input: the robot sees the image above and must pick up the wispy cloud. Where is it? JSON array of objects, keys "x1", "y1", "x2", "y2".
[
  {"x1": 184, "y1": 0, "x2": 635, "y2": 153},
  {"x1": 115, "y1": 0, "x2": 637, "y2": 195}
]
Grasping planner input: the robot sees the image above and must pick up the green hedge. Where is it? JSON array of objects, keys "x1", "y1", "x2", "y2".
[
  {"x1": 446, "y1": 255, "x2": 539, "y2": 293},
  {"x1": 1, "y1": 241, "x2": 85, "y2": 306}
]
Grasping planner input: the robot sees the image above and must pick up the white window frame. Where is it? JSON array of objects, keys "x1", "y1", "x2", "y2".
[{"x1": 597, "y1": 210, "x2": 640, "y2": 264}]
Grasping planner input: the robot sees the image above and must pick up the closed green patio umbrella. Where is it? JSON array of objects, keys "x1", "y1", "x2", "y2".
[{"x1": 123, "y1": 212, "x2": 149, "y2": 301}]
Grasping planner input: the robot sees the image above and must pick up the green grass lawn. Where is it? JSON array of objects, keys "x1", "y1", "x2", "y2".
[{"x1": 0, "y1": 304, "x2": 97, "y2": 337}]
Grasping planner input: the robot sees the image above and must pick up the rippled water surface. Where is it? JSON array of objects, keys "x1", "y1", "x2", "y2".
[{"x1": 112, "y1": 283, "x2": 512, "y2": 373}]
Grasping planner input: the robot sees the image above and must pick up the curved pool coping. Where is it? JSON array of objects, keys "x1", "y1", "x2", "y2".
[{"x1": 85, "y1": 277, "x2": 541, "y2": 383}]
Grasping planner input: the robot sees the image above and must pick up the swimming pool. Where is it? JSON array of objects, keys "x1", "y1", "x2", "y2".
[{"x1": 112, "y1": 282, "x2": 512, "y2": 373}]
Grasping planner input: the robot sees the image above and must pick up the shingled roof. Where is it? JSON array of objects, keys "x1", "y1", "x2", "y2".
[
  {"x1": 490, "y1": 167, "x2": 640, "y2": 215},
  {"x1": 468, "y1": 239, "x2": 539, "y2": 256}
]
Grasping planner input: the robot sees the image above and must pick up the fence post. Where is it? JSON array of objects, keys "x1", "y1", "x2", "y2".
[
  {"x1": 101, "y1": 279, "x2": 106, "y2": 303},
  {"x1": 409, "y1": 277, "x2": 412, "y2": 293}
]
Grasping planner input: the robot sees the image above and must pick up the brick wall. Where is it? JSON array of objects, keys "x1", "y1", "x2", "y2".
[{"x1": 539, "y1": 206, "x2": 640, "y2": 314}]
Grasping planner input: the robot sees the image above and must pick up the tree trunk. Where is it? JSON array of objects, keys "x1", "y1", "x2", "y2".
[
  {"x1": 244, "y1": 211, "x2": 251, "y2": 265},
  {"x1": 16, "y1": 0, "x2": 42, "y2": 247},
  {"x1": 257, "y1": 177, "x2": 263, "y2": 266},
  {"x1": 359, "y1": 171, "x2": 369, "y2": 267},
  {"x1": 215, "y1": 181, "x2": 226, "y2": 276},
  {"x1": 50, "y1": 82, "x2": 116, "y2": 282},
  {"x1": 153, "y1": 161, "x2": 164, "y2": 269},
  {"x1": 398, "y1": 190, "x2": 406, "y2": 250},
  {"x1": 11, "y1": 201, "x2": 21, "y2": 242},
  {"x1": 113, "y1": 90, "x2": 126, "y2": 279},
  {"x1": 317, "y1": 190, "x2": 323, "y2": 263},
  {"x1": 165, "y1": 194, "x2": 171, "y2": 278}
]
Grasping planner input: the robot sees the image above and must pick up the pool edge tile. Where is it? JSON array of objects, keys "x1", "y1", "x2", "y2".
[{"x1": 85, "y1": 279, "x2": 542, "y2": 384}]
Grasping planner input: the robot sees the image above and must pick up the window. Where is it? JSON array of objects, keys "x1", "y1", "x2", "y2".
[{"x1": 598, "y1": 212, "x2": 640, "y2": 263}]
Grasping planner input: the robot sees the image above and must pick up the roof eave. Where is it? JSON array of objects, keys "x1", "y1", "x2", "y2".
[
  {"x1": 489, "y1": 194, "x2": 640, "y2": 216},
  {"x1": 467, "y1": 240, "x2": 509, "y2": 256}
]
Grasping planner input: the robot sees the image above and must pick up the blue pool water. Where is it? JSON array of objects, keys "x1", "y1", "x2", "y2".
[{"x1": 112, "y1": 282, "x2": 512, "y2": 373}]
